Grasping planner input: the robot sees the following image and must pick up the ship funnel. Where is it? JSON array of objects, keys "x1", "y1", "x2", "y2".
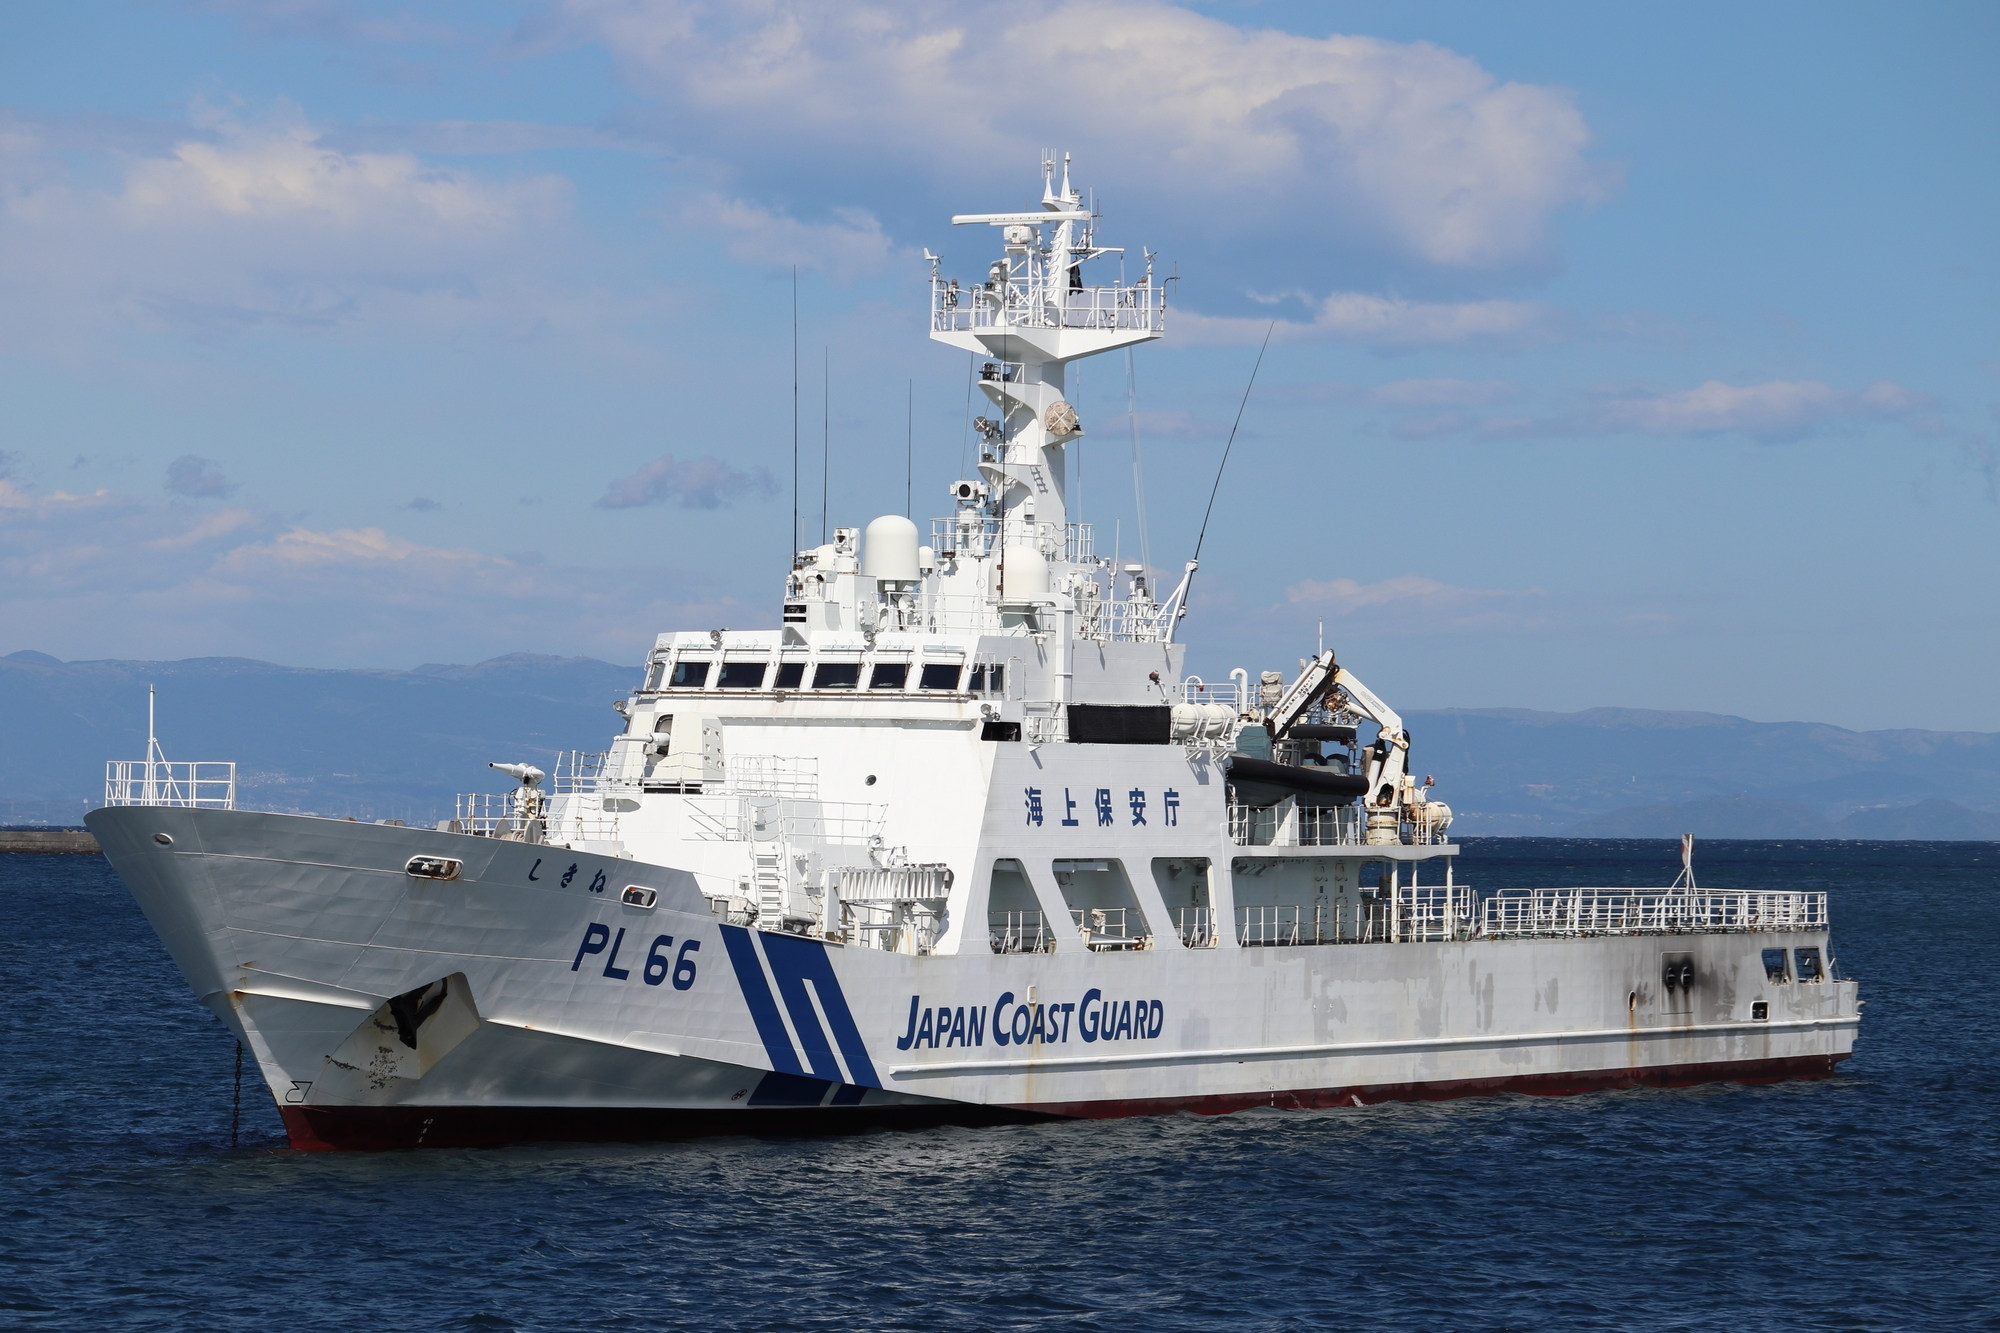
[{"x1": 862, "y1": 514, "x2": 920, "y2": 582}]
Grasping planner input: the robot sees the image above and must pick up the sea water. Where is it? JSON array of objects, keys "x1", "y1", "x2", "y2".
[{"x1": 1, "y1": 840, "x2": 1993, "y2": 1331}]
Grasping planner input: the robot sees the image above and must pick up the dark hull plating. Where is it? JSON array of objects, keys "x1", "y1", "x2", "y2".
[{"x1": 278, "y1": 1052, "x2": 1846, "y2": 1151}]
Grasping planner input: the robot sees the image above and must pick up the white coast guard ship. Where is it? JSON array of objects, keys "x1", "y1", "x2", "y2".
[{"x1": 89, "y1": 158, "x2": 1858, "y2": 1150}]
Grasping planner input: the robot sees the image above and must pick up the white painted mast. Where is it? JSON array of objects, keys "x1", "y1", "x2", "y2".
[
  {"x1": 922, "y1": 153, "x2": 1187, "y2": 655},
  {"x1": 930, "y1": 152, "x2": 1163, "y2": 543}
]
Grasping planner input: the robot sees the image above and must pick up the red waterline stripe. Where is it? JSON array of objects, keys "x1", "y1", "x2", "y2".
[
  {"x1": 1019, "y1": 1051, "x2": 1849, "y2": 1119},
  {"x1": 276, "y1": 1051, "x2": 1846, "y2": 1152}
]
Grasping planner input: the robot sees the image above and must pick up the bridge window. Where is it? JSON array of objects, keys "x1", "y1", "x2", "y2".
[
  {"x1": 716, "y1": 660, "x2": 768, "y2": 689},
  {"x1": 812, "y1": 662, "x2": 861, "y2": 690},
  {"x1": 1793, "y1": 947, "x2": 1824, "y2": 982},
  {"x1": 773, "y1": 661, "x2": 806, "y2": 689},
  {"x1": 1762, "y1": 948, "x2": 1789, "y2": 982},
  {"x1": 920, "y1": 662, "x2": 962, "y2": 691},
  {"x1": 869, "y1": 662, "x2": 909, "y2": 691},
  {"x1": 669, "y1": 658, "x2": 711, "y2": 688}
]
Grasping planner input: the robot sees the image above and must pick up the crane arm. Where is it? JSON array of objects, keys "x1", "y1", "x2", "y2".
[
  {"x1": 1326, "y1": 667, "x2": 1408, "y2": 811},
  {"x1": 1269, "y1": 651, "x2": 1407, "y2": 742},
  {"x1": 1329, "y1": 668, "x2": 1402, "y2": 741},
  {"x1": 1267, "y1": 650, "x2": 1337, "y2": 737}
]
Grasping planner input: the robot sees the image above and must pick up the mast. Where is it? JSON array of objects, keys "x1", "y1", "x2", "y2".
[
  {"x1": 930, "y1": 152, "x2": 1163, "y2": 541},
  {"x1": 924, "y1": 153, "x2": 1172, "y2": 651}
]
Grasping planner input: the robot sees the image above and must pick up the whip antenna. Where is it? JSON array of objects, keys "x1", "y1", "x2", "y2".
[
  {"x1": 1181, "y1": 321, "x2": 1275, "y2": 614},
  {"x1": 791, "y1": 267, "x2": 799, "y2": 558},
  {"x1": 821, "y1": 346, "x2": 829, "y2": 544},
  {"x1": 1192, "y1": 324, "x2": 1272, "y2": 568}
]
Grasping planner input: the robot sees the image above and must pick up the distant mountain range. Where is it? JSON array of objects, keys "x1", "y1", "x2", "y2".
[
  {"x1": 1564, "y1": 795, "x2": 2000, "y2": 839},
  {"x1": 1405, "y1": 706, "x2": 2000, "y2": 837},
  {"x1": 5, "y1": 651, "x2": 1998, "y2": 838},
  {"x1": 0, "y1": 650, "x2": 636, "y2": 826}
]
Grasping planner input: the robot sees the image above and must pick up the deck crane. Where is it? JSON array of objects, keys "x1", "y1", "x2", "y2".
[{"x1": 1266, "y1": 650, "x2": 1448, "y2": 842}]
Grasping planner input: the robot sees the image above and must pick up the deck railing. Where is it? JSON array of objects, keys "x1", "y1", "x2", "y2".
[
  {"x1": 1173, "y1": 906, "x2": 1217, "y2": 948},
  {"x1": 1396, "y1": 884, "x2": 1479, "y2": 942},
  {"x1": 552, "y1": 750, "x2": 608, "y2": 794},
  {"x1": 1481, "y1": 888, "x2": 1828, "y2": 937},
  {"x1": 683, "y1": 797, "x2": 885, "y2": 845},
  {"x1": 1071, "y1": 906, "x2": 1147, "y2": 951},
  {"x1": 104, "y1": 760, "x2": 236, "y2": 810},
  {"x1": 1228, "y1": 803, "x2": 1366, "y2": 847},
  {"x1": 989, "y1": 910, "x2": 1051, "y2": 954},
  {"x1": 932, "y1": 279, "x2": 1166, "y2": 336},
  {"x1": 1234, "y1": 886, "x2": 1828, "y2": 948},
  {"x1": 930, "y1": 517, "x2": 1093, "y2": 564}
]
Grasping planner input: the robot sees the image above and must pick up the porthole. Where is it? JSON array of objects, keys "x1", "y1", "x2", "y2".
[
  {"x1": 1628, "y1": 991, "x2": 1637, "y2": 1013},
  {"x1": 153, "y1": 832, "x2": 174, "y2": 846},
  {"x1": 405, "y1": 855, "x2": 463, "y2": 881},
  {"x1": 621, "y1": 885, "x2": 658, "y2": 910},
  {"x1": 1751, "y1": 1001, "x2": 1769, "y2": 1021},
  {"x1": 865, "y1": 774, "x2": 877, "y2": 786}
]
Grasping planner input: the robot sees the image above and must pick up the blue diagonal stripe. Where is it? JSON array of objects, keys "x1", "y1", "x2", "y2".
[
  {"x1": 759, "y1": 932, "x2": 881, "y2": 1089},
  {"x1": 719, "y1": 924, "x2": 804, "y2": 1076}
]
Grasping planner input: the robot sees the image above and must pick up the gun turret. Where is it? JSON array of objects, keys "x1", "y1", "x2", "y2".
[{"x1": 488, "y1": 762, "x2": 545, "y2": 788}]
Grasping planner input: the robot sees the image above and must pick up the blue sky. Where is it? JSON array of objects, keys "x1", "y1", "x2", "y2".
[{"x1": 1, "y1": 1, "x2": 1994, "y2": 731}]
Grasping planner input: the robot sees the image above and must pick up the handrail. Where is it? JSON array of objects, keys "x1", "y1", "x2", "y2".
[{"x1": 104, "y1": 759, "x2": 235, "y2": 810}]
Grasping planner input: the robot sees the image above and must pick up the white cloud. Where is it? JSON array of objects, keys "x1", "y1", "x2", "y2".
[
  {"x1": 595, "y1": 453, "x2": 781, "y2": 509},
  {"x1": 694, "y1": 194, "x2": 902, "y2": 279},
  {"x1": 1370, "y1": 379, "x2": 1518, "y2": 408},
  {"x1": 562, "y1": 0, "x2": 1610, "y2": 274},
  {"x1": 0, "y1": 106, "x2": 577, "y2": 352},
  {"x1": 1270, "y1": 378, "x2": 1518, "y2": 409},
  {"x1": 1588, "y1": 380, "x2": 1931, "y2": 442},
  {"x1": 164, "y1": 455, "x2": 238, "y2": 498},
  {"x1": 1304, "y1": 378, "x2": 1936, "y2": 443},
  {"x1": 1284, "y1": 573, "x2": 1552, "y2": 634},
  {"x1": 1176, "y1": 291, "x2": 1554, "y2": 350},
  {"x1": 116, "y1": 118, "x2": 541, "y2": 232},
  {"x1": 0, "y1": 479, "x2": 743, "y2": 664}
]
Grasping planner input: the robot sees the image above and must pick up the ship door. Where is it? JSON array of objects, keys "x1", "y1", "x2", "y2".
[{"x1": 1660, "y1": 951, "x2": 1695, "y2": 1015}]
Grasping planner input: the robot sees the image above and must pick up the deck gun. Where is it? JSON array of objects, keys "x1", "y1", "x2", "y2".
[{"x1": 488, "y1": 761, "x2": 547, "y2": 826}]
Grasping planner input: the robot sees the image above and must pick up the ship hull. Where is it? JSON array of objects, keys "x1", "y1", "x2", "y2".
[
  {"x1": 275, "y1": 1052, "x2": 1843, "y2": 1151},
  {"x1": 88, "y1": 807, "x2": 1860, "y2": 1151}
]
